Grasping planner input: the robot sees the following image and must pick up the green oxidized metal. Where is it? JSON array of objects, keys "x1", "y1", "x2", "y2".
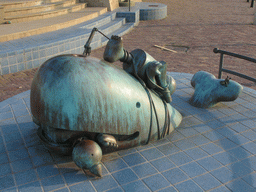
[{"x1": 30, "y1": 32, "x2": 182, "y2": 177}]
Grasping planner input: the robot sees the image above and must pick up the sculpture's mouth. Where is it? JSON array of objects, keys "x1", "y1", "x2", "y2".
[{"x1": 37, "y1": 127, "x2": 73, "y2": 155}]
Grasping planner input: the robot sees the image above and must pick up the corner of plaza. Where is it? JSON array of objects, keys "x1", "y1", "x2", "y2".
[{"x1": 0, "y1": 0, "x2": 256, "y2": 191}]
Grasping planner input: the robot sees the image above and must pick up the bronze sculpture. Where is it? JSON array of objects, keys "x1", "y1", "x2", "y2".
[
  {"x1": 190, "y1": 71, "x2": 243, "y2": 108},
  {"x1": 30, "y1": 28, "x2": 182, "y2": 177}
]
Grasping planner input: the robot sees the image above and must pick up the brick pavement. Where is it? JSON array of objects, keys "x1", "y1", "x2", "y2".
[{"x1": 1, "y1": 0, "x2": 256, "y2": 102}]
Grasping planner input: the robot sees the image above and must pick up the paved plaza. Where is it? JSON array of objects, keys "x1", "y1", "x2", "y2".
[
  {"x1": 1, "y1": 0, "x2": 256, "y2": 191},
  {"x1": 1, "y1": 72, "x2": 256, "y2": 191}
]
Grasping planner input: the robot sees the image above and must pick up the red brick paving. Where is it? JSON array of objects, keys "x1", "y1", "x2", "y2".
[{"x1": 1, "y1": 0, "x2": 256, "y2": 102}]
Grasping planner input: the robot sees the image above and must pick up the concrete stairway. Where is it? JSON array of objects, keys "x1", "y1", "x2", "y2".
[
  {"x1": 1, "y1": 0, "x2": 87, "y2": 23},
  {"x1": 0, "y1": 1, "x2": 167, "y2": 76},
  {"x1": 0, "y1": 10, "x2": 137, "y2": 75}
]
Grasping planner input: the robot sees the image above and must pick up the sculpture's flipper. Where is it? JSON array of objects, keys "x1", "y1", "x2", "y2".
[
  {"x1": 97, "y1": 133, "x2": 118, "y2": 148},
  {"x1": 190, "y1": 71, "x2": 243, "y2": 108}
]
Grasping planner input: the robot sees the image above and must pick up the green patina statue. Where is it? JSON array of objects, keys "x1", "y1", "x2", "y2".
[
  {"x1": 30, "y1": 28, "x2": 182, "y2": 177},
  {"x1": 190, "y1": 71, "x2": 243, "y2": 108}
]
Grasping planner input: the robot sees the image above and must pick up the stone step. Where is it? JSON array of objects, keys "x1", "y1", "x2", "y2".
[
  {"x1": 4, "y1": 4, "x2": 55, "y2": 17},
  {"x1": 4, "y1": 3, "x2": 87, "y2": 23},
  {"x1": 4, "y1": 0, "x2": 78, "y2": 17},
  {"x1": 0, "y1": 0, "x2": 43, "y2": 9},
  {"x1": 0, "y1": 11, "x2": 136, "y2": 75},
  {"x1": 0, "y1": 7, "x2": 108, "y2": 42},
  {"x1": 49, "y1": 0, "x2": 76, "y2": 8},
  {"x1": 44, "y1": 0, "x2": 65, "y2": 3}
]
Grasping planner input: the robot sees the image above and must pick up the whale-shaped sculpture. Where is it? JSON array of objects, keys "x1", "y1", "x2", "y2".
[
  {"x1": 190, "y1": 71, "x2": 243, "y2": 108},
  {"x1": 31, "y1": 31, "x2": 182, "y2": 177}
]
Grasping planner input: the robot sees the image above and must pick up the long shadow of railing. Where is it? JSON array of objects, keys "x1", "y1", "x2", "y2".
[{"x1": 213, "y1": 48, "x2": 256, "y2": 83}]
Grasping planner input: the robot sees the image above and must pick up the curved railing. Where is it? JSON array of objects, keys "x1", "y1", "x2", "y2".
[{"x1": 213, "y1": 48, "x2": 256, "y2": 82}]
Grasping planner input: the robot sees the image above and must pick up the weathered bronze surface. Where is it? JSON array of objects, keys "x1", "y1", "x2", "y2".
[
  {"x1": 31, "y1": 32, "x2": 182, "y2": 177},
  {"x1": 190, "y1": 71, "x2": 243, "y2": 108}
]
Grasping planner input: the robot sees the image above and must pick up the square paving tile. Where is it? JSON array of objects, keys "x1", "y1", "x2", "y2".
[
  {"x1": 196, "y1": 156, "x2": 223, "y2": 171},
  {"x1": 0, "y1": 152, "x2": 9, "y2": 165},
  {"x1": 209, "y1": 185, "x2": 232, "y2": 192},
  {"x1": 103, "y1": 158, "x2": 128, "y2": 173},
  {"x1": 193, "y1": 173, "x2": 221, "y2": 191},
  {"x1": 189, "y1": 134, "x2": 211, "y2": 146},
  {"x1": 68, "y1": 180, "x2": 96, "y2": 192},
  {"x1": 241, "y1": 130, "x2": 256, "y2": 141},
  {"x1": 162, "y1": 168, "x2": 189, "y2": 185},
  {"x1": 158, "y1": 186, "x2": 178, "y2": 192},
  {"x1": 213, "y1": 151, "x2": 239, "y2": 166},
  {"x1": 63, "y1": 171, "x2": 88, "y2": 185},
  {"x1": 228, "y1": 122, "x2": 250, "y2": 133},
  {"x1": 242, "y1": 172, "x2": 256, "y2": 188},
  {"x1": 91, "y1": 175, "x2": 118, "y2": 191},
  {"x1": 214, "y1": 138, "x2": 238, "y2": 150},
  {"x1": 122, "y1": 180, "x2": 150, "y2": 192},
  {"x1": 140, "y1": 147, "x2": 164, "y2": 161},
  {"x1": 206, "y1": 119, "x2": 226, "y2": 130},
  {"x1": 175, "y1": 179, "x2": 203, "y2": 192},
  {"x1": 143, "y1": 174, "x2": 170, "y2": 191},
  {"x1": 200, "y1": 143, "x2": 224, "y2": 155},
  {"x1": 226, "y1": 178, "x2": 255, "y2": 192},
  {"x1": 8, "y1": 148, "x2": 29, "y2": 162},
  {"x1": 202, "y1": 130, "x2": 225, "y2": 141},
  {"x1": 241, "y1": 142, "x2": 256, "y2": 154},
  {"x1": 37, "y1": 164, "x2": 59, "y2": 179},
  {"x1": 173, "y1": 138, "x2": 196, "y2": 151},
  {"x1": 184, "y1": 147, "x2": 209, "y2": 160},
  {"x1": 41, "y1": 175, "x2": 65, "y2": 192},
  {"x1": 168, "y1": 152, "x2": 193, "y2": 166},
  {"x1": 0, "y1": 163, "x2": 12, "y2": 177},
  {"x1": 11, "y1": 158, "x2": 33, "y2": 173},
  {"x1": 150, "y1": 157, "x2": 176, "y2": 172},
  {"x1": 157, "y1": 143, "x2": 180, "y2": 155},
  {"x1": 106, "y1": 187, "x2": 123, "y2": 192},
  {"x1": 122, "y1": 153, "x2": 146, "y2": 167},
  {"x1": 18, "y1": 181, "x2": 42, "y2": 192},
  {"x1": 131, "y1": 162, "x2": 157, "y2": 178},
  {"x1": 179, "y1": 162, "x2": 207, "y2": 178},
  {"x1": 226, "y1": 161, "x2": 254, "y2": 178},
  {"x1": 210, "y1": 167, "x2": 236, "y2": 184},
  {"x1": 227, "y1": 134, "x2": 250, "y2": 145},
  {"x1": 112, "y1": 168, "x2": 138, "y2": 185},
  {"x1": 1, "y1": 124, "x2": 19, "y2": 135},
  {"x1": 14, "y1": 169, "x2": 38, "y2": 186}
]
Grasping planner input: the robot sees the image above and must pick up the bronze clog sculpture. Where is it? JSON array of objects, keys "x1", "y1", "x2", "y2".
[
  {"x1": 30, "y1": 28, "x2": 182, "y2": 177},
  {"x1": 190, "y1": 71, "x2": 243, "y2": 108}
]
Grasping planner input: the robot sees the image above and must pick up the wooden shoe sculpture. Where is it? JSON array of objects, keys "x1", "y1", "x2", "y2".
[{"x1": 190, "y1": 71, "x2": 243, "y2": 108}]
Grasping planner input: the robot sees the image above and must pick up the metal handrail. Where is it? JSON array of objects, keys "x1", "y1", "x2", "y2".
[{"x1": 213, "y1": 48, "x2": 256, "y2": 82}]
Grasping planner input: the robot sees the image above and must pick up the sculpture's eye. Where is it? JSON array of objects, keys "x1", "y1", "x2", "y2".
[{"x1": 136, "y1": 102, "x2": 141, "y2": 108}]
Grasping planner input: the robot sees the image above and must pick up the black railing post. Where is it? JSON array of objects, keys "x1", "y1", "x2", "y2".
[
  {"x1": 129, "y1": 0, "x2": 131, "y2": 11},
  {"x1": 250, "y1": 0, "x2": 254, "y2": 7},
  {"x1": 218, "y1": 53, "x2": 224, "y2": 79},
  {"x1": 213, "y1": 48, "x2": 256, "y2": 82}
]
